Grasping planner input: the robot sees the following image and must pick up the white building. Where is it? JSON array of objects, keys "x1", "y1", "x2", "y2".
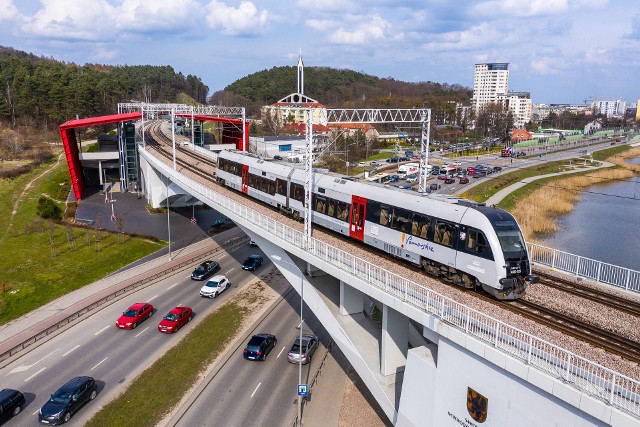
[
  {"x1": 505, "y1": 92, "x2": 532, "y2": 129},
  {"x1": 593, "y1": 99, "x2": 626, "y2": 118},
  {"x1": 471, "y1": 63, "x2": 510, "y2": 113}
]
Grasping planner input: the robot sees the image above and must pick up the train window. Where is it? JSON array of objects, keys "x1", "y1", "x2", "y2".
[
  {"x1": 260, "y1": 177, "x2": 268, "y2": 193},
  {"x1": 291, "y1": 183, "x2": 304, "y2": 202},
  {"x1": 318, "y1": 188, "x2": 325, "y2": 194},
  {"x1": 467, "y1": 229, "x2": 491, "y2": 254},
  {"x1": 248, "y1": 174, "x2": 257, "y2": 189},
  {"x1": 327, "y1": 199, "x2": 336, "y2": 217},
  {"x1": 391, "y1": 207, "x2": 410, "y2": 232},
  {"x1": 379, "y1": 204, "x2": 389, "y2": 226},
  {"x1": 411, "y1": 214, "x2": 430, "y2": 239},
  {"x1": 366, "y1": 200, "x2": 381, "y2": 224},
  {"x1": 276, "y1": 179, "x2": 287, "y2": 196},
  {"x1": 434, "y1": 221, "x2": 454, "y2": 247},
  {"x1": 313, "y1": 195, "x2": 326, "y2": 215},
  {"x1": 337, "y1": 202, "x2": 349, "y2": 222}
]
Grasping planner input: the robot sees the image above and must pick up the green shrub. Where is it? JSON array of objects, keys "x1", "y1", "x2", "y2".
[{"x1": 36, "y1": 196, "x2": 62, "y2": 219}]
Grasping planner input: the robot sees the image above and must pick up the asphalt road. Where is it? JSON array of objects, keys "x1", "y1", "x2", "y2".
[
  {"x1": 173, "y1": 287, "x2": 329, "y2": 427},
  {"x1": 0, "y1": 241, "x2": 270, "y2": 427}
]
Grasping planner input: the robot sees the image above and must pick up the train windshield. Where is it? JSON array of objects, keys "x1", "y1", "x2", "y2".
[{"x1": 495, "y1": 226, "x2": 527, "y2": 261}]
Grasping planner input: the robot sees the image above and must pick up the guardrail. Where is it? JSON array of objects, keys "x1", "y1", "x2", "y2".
[
  {"x1": 0, "y1": 234, "x2": 247, "y2": 366},
  {"x1": 143, "y1": 148, "x2": 640, "y2": 420},
  {"x1": 528, "y1": 243, "x2": 640, "y2": 293}
]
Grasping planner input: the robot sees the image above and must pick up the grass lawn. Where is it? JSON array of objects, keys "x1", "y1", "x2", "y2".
[
  {"x1": 85, "y1": 283, "x2": 270, "y2": 427},
  {"x1": 0, "y1": 158, "x2": 165, "y2": 325}
]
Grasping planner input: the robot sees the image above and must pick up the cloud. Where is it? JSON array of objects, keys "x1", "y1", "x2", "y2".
[
  {"x1": 423, "y1": 22, "x2": 508, "y2": 52},
  {"x1": 328, "y1": 14, "x2": 398, "y2": 45},
  {"x1": 305, "y1": 18, "x2": 335, "y2": 31},
  {"x1": 205, "y1": 1, "x2": 270, "y2": 37},
  {"x1": 474, "y1": 0, "x2": 569, "y2": 17},
  {"x1": 0, "y1": 0, "x2": 20, "y2": 21},
  {"x1": 117, "y1": 0, "x2": 200, "y2": 33},
  {"x1": 628, "y1": 13, "x2": 640, "y2": 39},
  {"x1": 582, "y1": 46, "x2": 610, "y2": 64},
  {"x1": 296, "y1": 0, "x2": 354, "y2": 12}
]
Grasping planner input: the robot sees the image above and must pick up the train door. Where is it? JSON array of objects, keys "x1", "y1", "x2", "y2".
[
  {"x1": 349, "y1": 195, "x2": 366, "y2": 241},
  {"x1": 241, "y1": 165, "x2": 249, "y2": 194}
]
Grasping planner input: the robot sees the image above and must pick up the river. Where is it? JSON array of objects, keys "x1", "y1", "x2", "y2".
[{"x1": 536, "y1": 167, "x2": 640, "y2": 271}]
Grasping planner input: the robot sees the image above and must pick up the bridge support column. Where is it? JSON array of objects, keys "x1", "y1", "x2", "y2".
[
  {"x1": 381, "y1": 304, "x2": 408, "y2": 377},
  {"x1": 340, "y1": 281, "x2": 363, "y2": 316}
]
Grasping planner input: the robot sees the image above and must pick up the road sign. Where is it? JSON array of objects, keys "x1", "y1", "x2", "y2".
[
  {"x1": 297, "y1": 384, "x2": 309, "y2": 396},
  {"x1": 191, "y1": 217, "x2": 197, "y2": 224}
]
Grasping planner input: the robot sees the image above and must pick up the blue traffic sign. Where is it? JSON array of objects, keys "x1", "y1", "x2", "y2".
[{"x1": 297, "y1": 384, "x2": 309, "y2": 396}]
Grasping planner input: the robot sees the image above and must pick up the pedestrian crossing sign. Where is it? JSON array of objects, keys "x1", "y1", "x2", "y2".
[{"x1": 298, "y1": 384, "x2": 309, "y2": 396}]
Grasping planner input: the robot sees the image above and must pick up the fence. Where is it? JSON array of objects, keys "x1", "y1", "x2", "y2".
[
  {"x1": 528, "y1": 243, "x2": 640, "y2": 293},
  {"x1": 143, "y1": 148, "x2": 640, "y2": 419}
]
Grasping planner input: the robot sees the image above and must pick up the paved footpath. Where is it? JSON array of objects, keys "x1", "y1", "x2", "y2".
[{"x1": 0, "y1": 231, "x2": 245, "y2": 366}]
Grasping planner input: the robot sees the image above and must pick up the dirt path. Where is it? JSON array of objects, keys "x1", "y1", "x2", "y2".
[{"x1": 0, "y1": 152, "x2": 64, "y2": 244}]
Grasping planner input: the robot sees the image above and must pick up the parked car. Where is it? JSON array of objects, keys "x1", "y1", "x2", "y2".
[
  {"x1": 242, "y1": 255, "x2": 263, "y2": 271},
  {"x1": 444, "y1": 178, "x2": 455, "y2": 184},
  {"x1": 389, "y1": 174, "x2": 399, "y2": 183},
  {"x1": 243, "y1": 333, "x2": 277, "y2": 361},
  {"x1": 199, "y1": 275, "x2": 229, "y2": 298},
  {"x1": 38, "y1": 376, "x2": 97, "y2": 425},
  {"x1": 429, "y1": 183, "x2": 441, "y2": 191},
  {"x1": 191, "y1": 260, "x2": 220, "y2": 281},
  {"x1": 287, "y1": 334, "x2": 319, "y2": 365},
  {"x1": 273, "y1": 155, "x2": 283, "y2": 160},
  {"x1": 0, "y1": 388, "x2": 25, "y2": 424},
  {"x1": 210, "y1": 218, "x2": 231, "y2": 230},
  {"x1": 158, "y1": 306, "x2": 193, "y2": 333},
  {"x1": 116, "y1": 302, "x2": 153, "y2": 329},
  {"x1": 406, "y1": 177, "x2": 417, "y2": 184},
  {"x1": 459, "y1": 177, "x2": 470, "y2": 184}
]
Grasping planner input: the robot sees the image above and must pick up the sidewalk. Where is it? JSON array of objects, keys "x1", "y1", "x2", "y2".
[
  {"x1": 0, "y1": 230, "x2": 245, "y2": 366},
  {"x1": 483, "y1": 160, "x2": 614, "y2": 206}
]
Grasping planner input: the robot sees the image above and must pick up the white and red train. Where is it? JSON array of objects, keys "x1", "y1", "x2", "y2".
[{"x1": 216, "y1": 150, "x2": 538, "y2": 300}]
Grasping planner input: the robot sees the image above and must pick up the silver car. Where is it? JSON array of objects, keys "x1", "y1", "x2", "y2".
[{"x1": 287, "y1": 334, "x2": 319, "y2": 365}]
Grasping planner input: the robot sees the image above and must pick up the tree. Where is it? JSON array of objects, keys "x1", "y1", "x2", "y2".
[{"x1": 36, "y1": 196, "x2": 62, "y2": 220}]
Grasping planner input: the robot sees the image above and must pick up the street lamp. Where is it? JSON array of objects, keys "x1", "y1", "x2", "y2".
[{"x1": 166, "y1": 175, "x2": 171, "y2": 259}]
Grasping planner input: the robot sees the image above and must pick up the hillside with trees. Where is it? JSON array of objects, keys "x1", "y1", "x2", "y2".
[
  {"x1": 0, "y1": 46, "x2": 208, "y2": 130},
  {"x1": 209, "y1": 65, "x2": 473, "y2": 121}
]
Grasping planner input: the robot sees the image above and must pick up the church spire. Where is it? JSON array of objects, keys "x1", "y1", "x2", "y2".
[{"x1": 297, "y1": 49, "x2": 304, "y2": 95}]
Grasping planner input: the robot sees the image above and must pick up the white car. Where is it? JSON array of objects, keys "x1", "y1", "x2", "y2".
[
  {"x1": 357, "y1": 162, "x2": 366, "y2": 167},
  {"x1": 199, "y1": 275, "x2": 230, "y2": 298},
  {"x1": 406, "y1": 176, "x2": 417, "y2": 184},
  {"x1": 453, "y1": 161, "x2": 462, "y2": 166}
]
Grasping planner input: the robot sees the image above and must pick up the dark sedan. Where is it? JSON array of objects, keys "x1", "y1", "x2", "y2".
[
  {"x1": 243, "y1": 333, "x2": 277, "y2": 361},
  {"x1": 444, "y1": 178, "x2": 455, "y2": 184},
  {"x1": 242, "y1": 255, "x2": 263, "y2": 271},
  {"x1": 191, "y1": 260, "x2": 220, "y2": 280},
  {"x1": 39, "y1": 376, "x2": 97, "y2": 425}
]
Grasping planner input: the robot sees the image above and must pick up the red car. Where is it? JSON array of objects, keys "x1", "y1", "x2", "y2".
[
  {"x1": 158, "y1": 306, "x2": 193, "y2": 334},
  {"x1": 116, "y1": 302, "x2": 154, "y2": 329},
  {"x1": 459, "y1": 177, "x2": 470, "y2": 184}
]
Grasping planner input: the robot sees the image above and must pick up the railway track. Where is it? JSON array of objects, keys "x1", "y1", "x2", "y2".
[
  {"x1": 142, "y1": 124, "x2": 640, "y2": 364},
  {"x1": 536, "y1": 271, "x2": 640, "y2": 317},
  {"x1": 485, "y1": 295, "x2": 640, "y2": 364}
]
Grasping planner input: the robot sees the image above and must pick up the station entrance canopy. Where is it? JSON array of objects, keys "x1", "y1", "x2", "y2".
[{"x1": 59, "y1": 112, "x2": 142, "y2": 201}]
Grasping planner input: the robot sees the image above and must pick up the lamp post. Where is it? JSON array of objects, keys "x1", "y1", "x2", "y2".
[{"x1": 166, "y1": 175, "x2": 171, "y2": 259}]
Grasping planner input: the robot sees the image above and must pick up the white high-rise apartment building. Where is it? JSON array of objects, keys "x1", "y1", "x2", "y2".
[
  {"x1": 471, "y1": 63, "x2": 509, "y2": 113},
  {"x1": 506, "y1": 92, "x2": 532, "y2": 129},
  {"x1": 593, "y1": 100, "x2": 626, "y2": 117}
]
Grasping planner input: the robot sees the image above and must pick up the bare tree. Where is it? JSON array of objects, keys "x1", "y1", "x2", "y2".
[
  {"x1": 66, "y1": 225, "x2": 76, "y2": 251},
  {"x1": 115, "y1": 215, "x2": 125, "y2": 244},
  {"x1": 49, "y1": 223, "x2": 57, "y2": 258}
]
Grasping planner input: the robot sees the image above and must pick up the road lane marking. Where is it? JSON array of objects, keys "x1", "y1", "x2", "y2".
[
  {"x1": 8, "y1": 349, "x2": 59, "y2": 375},
  {"x1": 95, "y1": 325, "x2": 110, "y2": 336},
  {"x1": 135, "y1": 327, "x2": 149, "y2": 337},
  {"x1": 148, "y1": 294, "x2": 159, "y2": 302},
  {"x1": 277, "y1": 346, "x2": 286, "y2": 358},
  {"x1": 24, "y1": 367, "x2": 46, "y2": 382},
  {"x1": 91, "y1": 357, "x2": 108, "y2": 371},
  {"x1": 297, "y1": 319, "x2": 305, "y2": 329},
  {"x1": 168, "y1": 282, "x2": 179, "y2": 290},
  {"x1": 225, "y1": 267, "x2": 236, "y2": 274},
  {"x1": 250, "y1": 382, "x2": 261, "y2": 398},
  {"x1": 62, "y1": 345, "x2": 81, "y2": 357}
]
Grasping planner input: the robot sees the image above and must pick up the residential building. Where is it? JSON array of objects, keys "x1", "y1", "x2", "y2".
[
  {"x1": 471, "y1": 63, "x2": 509, "y2": 113},
  {"x1": 505, "y1": 92, "x2": 532, "y2": 129},
  {"x1": 593, "y1": 99, "x2": 626, "y2": 118}
]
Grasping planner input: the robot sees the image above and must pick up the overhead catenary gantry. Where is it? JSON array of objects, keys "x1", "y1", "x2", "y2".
[{"x1": 303, "y1": 108, "x2": 431, "y2": 246}]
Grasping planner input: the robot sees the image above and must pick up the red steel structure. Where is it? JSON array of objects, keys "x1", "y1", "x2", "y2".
[{"x1": 59, "y1": 113, "x2": 248, "y2": 201}]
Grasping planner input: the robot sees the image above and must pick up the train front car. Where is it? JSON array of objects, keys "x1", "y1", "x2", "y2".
[{"x1": 477, "y1": 206, "x2": 539, "y2": 300}]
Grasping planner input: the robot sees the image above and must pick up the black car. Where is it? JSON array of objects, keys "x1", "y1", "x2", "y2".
[
  {"x1": 273, "y1": 155, "x2": 284, "y2": 160},
  {"x1": 0, "y1": 388, "x2": 26, "y2": 424},
  {"x1": 242, "y1": 255, "x2": 263, "y2": 271},
  {"x1": 243, "y1": 334, "x2": 277, "y2": 361},
  {"x1": 429, "y1": 183, "x2": 441, "y2": 191},
  {"x1": 39, "y1": 376, "x2": 97, "y2": 425},
  {"x1": 191, "y1": 260, "x2": 220, "y2": 280},
  {"x1": 444, "y1": 178, "x2": 455, "y2": 184},
  {"x1": 493, "y1": 166, "x2": 503, "y2": 172}
]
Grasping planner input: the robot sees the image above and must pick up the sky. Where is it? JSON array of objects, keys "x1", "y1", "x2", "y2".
[{"x1": 1, "y1": 0, "x2": 639, "y2": 106}]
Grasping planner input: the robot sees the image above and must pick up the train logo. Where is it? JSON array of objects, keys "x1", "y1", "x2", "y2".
[{"x1": 467, "y1": 387, "x2": 488, "y2": 423}]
